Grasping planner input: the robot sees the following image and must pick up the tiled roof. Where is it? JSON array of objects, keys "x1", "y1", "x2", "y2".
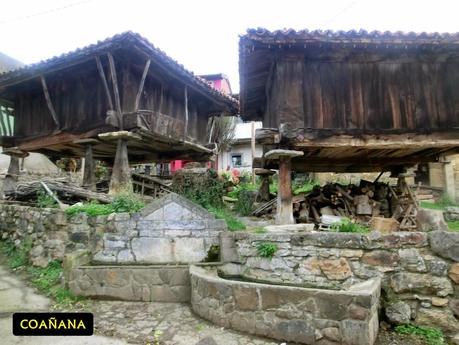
[
  {"x1": 242, "y1": 27, "x2": 459, "y2": 45},
  {"x1": 0, "y1": 31, "x2": 238, "y2": 111},
  {"x1": 0, "y1": 52, "x2": 24, "y2": 74}
]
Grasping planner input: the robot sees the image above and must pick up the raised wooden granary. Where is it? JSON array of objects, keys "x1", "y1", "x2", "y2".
[
  {"x1": 0, "y1": 32, "x2": 238, "y2": 193},
  {"x1": 239, "y1": 28, "x2": 459, "y2": 223}
]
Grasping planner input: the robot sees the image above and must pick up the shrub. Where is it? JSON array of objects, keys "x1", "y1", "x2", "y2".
[
  {"x1": 293, "y1": 180, "x2": 320, "y2": 195},
  {"x1": 330, "y1": 218, "x2": 369, "y2": 233},
  {"x1": 256, "y1": 242, "x2": 278, "y2": 258},
  {"x1": 173, "y1": 168, "x2": 225, "y2": 209},
  {"x1": 0, "y1": 238, "x2": 32, "y2": 269},
  {"x1": 395, "y1": 325, "x2": 446, "y2": 345},
  {"x1": 234, "y1": 190, "x2": 256, "y2": 216},
  {"x1": 36, "y1": 188, "x2": 58, "y2": 208}
]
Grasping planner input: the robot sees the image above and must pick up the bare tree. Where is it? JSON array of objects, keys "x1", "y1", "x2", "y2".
[{"x1": 207, "y1": 115, "x2": 237, "y2": 153}]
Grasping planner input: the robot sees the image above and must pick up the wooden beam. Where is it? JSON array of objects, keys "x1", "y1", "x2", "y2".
[
  {"x1": 134, "y1": 59, "x2": 151, "y2": 112},
  {"x1": 40, "y1": 75, "x2": 60, "y2": 127},
  {"x1": 82, "y1": 144, "x2": 96, "y2": 191},
  {"x1": 107, "y1": 52, "x2": 123, "y2": 129},
  {"x1": 184, "y1": 85, "x2": 189, "y2": 141},
  {"x1": 0, "y1": 105, "x2": 7, "y2": 135},
  {"x1": 95, "y1": 56, "x2": 114, "y2": 110},
  {"x1": 5, "y1": 107, "x2": 13, "y2": 136},
  {"x1": 277, "y1": 156, "x2": 294, "y2": 224}
]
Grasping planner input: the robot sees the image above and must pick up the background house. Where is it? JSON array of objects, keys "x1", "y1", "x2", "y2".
[{"x1": 216, "y1": 120, "x2": 262, "y2": 172}]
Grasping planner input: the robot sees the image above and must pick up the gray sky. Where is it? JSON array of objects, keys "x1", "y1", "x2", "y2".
[{"x1": 1, "y1": 0, "x2": 459, "y2": 92}]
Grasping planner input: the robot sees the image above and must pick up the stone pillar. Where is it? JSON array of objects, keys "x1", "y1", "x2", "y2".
[
  {"x1": 109, "y1": 138, "x2": 132, "y2": 194},
  {"x1": 264, "y1": 149, "x2": 304, "y2": 225},
  {"x1": 254, "y1": 168, "x2": 275, "y2": 202},
  {"x1": 74, "y1": 139, "x2": 99, "y2": 192},
  {"x1": 1, "y1": 147, "x2": 28, "y2": 195},
  {"x1": 442, "y1": 158, "x2": 456, "y2": 202},
  {"x1": 99, "y1": 131, "x2": 140, "y2": 195}
]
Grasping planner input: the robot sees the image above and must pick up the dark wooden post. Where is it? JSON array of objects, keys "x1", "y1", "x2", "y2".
[
  {"x1": 265, "y1": 149, "x2": 303, "y2": 224},
  {"x1": 2, "y1": 148, "x2": 28, "y2": 195},
  {"x1": 254, "y1": 168, "x2": 275, "y2": 202}
]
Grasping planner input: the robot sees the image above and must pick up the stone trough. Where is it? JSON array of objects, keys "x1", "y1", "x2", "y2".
[{"x1": 190, "y1": 264, "x2": 381, "y2": 345}]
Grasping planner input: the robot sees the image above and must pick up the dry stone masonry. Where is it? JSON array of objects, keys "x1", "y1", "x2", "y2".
[
  {"x1": 223, "y1": 230, "x2": 459, "y2": 336},
  {"x1": 190, "y1": 264, "x2": 381, "y2": 345},
  {"x1": 93, "y1": 193, "x2": 227, "y2": 264}
]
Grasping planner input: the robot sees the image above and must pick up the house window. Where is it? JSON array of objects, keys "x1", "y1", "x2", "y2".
[{"x1": 231, "y1": 154, "x2": 242, "y2": 168}]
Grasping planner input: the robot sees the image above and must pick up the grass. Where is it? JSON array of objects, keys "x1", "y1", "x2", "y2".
[
  {"x1": 65, "y1": 193, "x2": 144, "y2": 217},
  {"x1": 447, "y1": 220, "x2": 459, "y2": 231},
  {"x1": 293, "y1": 180, "x2": 320, "y2": 195},
  {"x1": 330, "y1": 218, "x2": 370, "y2": 233},
  {"x1": 254, "y1": 227, "x2": 267, "y2": 234},
  {"x1": 0, "y1": 239, "x2": 84, "y2": 307},
  {"x1": 420, "y1": 193, "x2": 459, "y2": 211},
  {"x1": 208, "y1": 206, "x2": 246, "y2": 231},
  {"x1": 256, "y1": 242, "x2": 278, "y2": 258},
  {"x1": 395, "y1": 325, "x2": 446, "y2": 345}
]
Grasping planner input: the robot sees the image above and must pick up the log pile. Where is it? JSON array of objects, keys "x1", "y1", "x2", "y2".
[{"x1": 253, "y1": 178, "x2": 419, "y2": 231}]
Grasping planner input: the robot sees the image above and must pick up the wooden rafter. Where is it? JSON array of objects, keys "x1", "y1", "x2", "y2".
[
  {"x1": 107, "y1": 52, "x2": 123, "y2": 129},
  {"x1": 134, "y1": 58, "x2": 151, "y2": 112},
  {"x1": 184, "y1": 85, "x2": 189, "y2": 140},
  {"x1": 40, "y1": 75, "x2": 60, "y2": 127},
  {"x1": 95, "y1": 55, "x2": 114, "y2": 110}
]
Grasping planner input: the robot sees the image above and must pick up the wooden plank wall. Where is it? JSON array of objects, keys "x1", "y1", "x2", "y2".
[{"x1": 265, "y1": 57, "x2": 459, "y2": 131}]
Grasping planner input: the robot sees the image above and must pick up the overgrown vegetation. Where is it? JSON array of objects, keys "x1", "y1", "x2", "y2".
[
  {"x1": 395, "y1": 325, "x2": 446, "y2": 345},
  {"x1": 256, "y1": 242, "x2": 278, "y2": 258},
  {"x1": 293, "y1": 180, "x2": 320, "y2": 195},
  {"x1": 330, "y1": 218, "x2": 369, "y2": 233},
  {"x1": 420, "y1": 193, "x2": 458, "y2": 210},
  {"x1": 173, "y1": 168, "x2": 225, "y2": 209},
  {"x1": 36, "y1": 187, "x2": 58, "y2": 208},
  {"x1": 65, "y1": 193, "x2": 144, "y2": 217},
  {"x1": 0, "y1": 239, "x2": 83, "y2": 307},
  {"x1": 447, "y1": 220, "x2": 459, "y2": 231},
  {"x1": 208, "y1": 206, "x2": 246, "y2": 231}
]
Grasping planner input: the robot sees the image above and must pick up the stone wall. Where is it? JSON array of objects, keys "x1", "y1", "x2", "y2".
[
  {"x1": 0, "y1": 193, "x2": 227, "y2": 267},
  {"x1": 190, "y1": 265, "x2": 380, "y2": 345},
  {"x1": 93, "y1": 193, "x2": 227, "y2": 264},
  {"x1": 0, "y1": 203, "x2": 103, "y2": 267},
  {"x1": 69, "y1": 264, "x2": 190, "y2": 302},
  {"x1": 223, "y1": 231, "x2": 459, "y2": 336}
]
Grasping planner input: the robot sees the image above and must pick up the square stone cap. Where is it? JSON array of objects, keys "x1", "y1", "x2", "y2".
[
  {"x1": 1, "y1": 147, "x2": 29, "y2": 157},
  {"x1": 264, "y1": 149, "x2": 304, "y2": 160},
  {"x1": 98, "y1": 131, "x2": 142, "y2": 141},
  {"x1": 254, "y1": 168, "x2": 276, "y2": 176},
  {"x1": 72, "y1": 138, "x2": 100, "y2": 145}
]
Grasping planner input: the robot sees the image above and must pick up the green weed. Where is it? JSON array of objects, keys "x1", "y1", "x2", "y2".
[
  {"x1": 208, "y1": 207, "x2": 246, "y2": 231},
  {"x1": 293, "y1": 180, "x2": 320, "y2": 195},
  {"x1": 36, "y1": 188, "x2": 58, "y2": 208},
  {"x1": 256, "y1": 242, "x2": 278, "y2": 258},
  {"x1": 0, "y1": 238, "x2": 32, "y2": 269},
  {"x1": 254, "y1": 227, "x2": 267, "y2": 234},
  {"x1": 395, "y1": 325, "x2": 446, "y2": 345},
  {"x1": 65, "y1": 193, "x2": 144, "y2": 217},
  {"x1": 330, "y1": 218, "x2": 369, "y2": 233},
  {"x1": 447, "y1": 220, "x2": 459, "y2": 231}
]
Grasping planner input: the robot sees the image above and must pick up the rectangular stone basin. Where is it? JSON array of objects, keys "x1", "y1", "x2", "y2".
[
  {"x1": 68, "y1": 265, "x2": 190, "y2": 302},
  {"x1": 190, "y1": 264, "x2": 380, "y2": 345}
]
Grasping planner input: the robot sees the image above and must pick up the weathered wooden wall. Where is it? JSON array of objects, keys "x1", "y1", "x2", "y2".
[
  {"x1": 12, "y1": 55, "x2": 210, "y2": 146},
  {"x1": 264, "y1": 56, "x2": 459, "y2": 131}
]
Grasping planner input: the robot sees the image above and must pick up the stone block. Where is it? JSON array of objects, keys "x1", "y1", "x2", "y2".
[
  {"x1": 318, "y1": 258, "x2": 353, "y2": 280},
  {"x1": 398, "y1": 248, "x2": 427, "y2": 272},
  {"x1": 390, "y1": 272, "x2": 453, "y2": 297},
  {"x1": 450, "y1": 263, "x2": 459, "y2": 284},
  {"x1": 416, "y1": 307, "x2": 459, "y2": 332},
  {"x1": 385, "y1": 301, "x2": 411, "y2": 325},
  {"x1": 117, "y1": 249, "x2": 134, "y2": 263},
  {"x1": 430, "y1": 231, "x2": 459, "y2": 262},
  {"x1": 233, "y1": 286, "x2": 259, "y2": 311},
  {"x1": 273, "y1": 319, "x2": 316, "y2": 344},
  {"x1": 417, "y1": 208, "x2": 449, "y2": 231},
  {"x1": 174, "y1": 238, "x2": 206, "y2": 262},
  {"x1": 132, "y1": 237, "x2": 173, "y2": 263}
]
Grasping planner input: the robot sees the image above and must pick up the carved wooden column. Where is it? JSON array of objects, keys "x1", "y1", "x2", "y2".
[
  {"x1": 2, "y1": 147, "x2": 29, "y2": 195},
  {"x1": 254, "y1": 168, "x2": 275, "y2": 202},
  {"x1": 74, "y1": 139, "x2": 99, "y2": 191},
  {"x1": 265, "y1": 149, "x2": 303, "y2": 224},
  {"x1": 99, "y1": 131, "x2": 141, "y2": 195}
]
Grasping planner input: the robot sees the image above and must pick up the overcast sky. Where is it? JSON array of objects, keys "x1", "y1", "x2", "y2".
[{"x1": 1, "y1": 0, "x2": 459, "y2": 92}]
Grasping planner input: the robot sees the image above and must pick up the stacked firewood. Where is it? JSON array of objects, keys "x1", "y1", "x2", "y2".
[{"x1": 253, "y1": 179, "x2": 419, "y2": 230}]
